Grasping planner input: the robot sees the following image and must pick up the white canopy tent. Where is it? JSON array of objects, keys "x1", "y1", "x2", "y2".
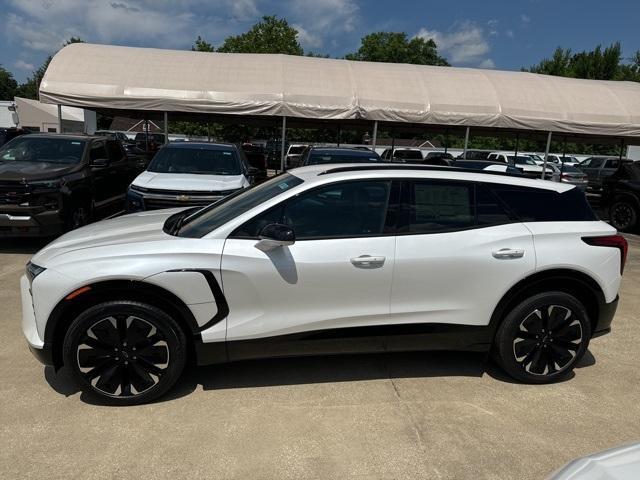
[{"x1": 39, "y1": 43, "x2": 640, "y2": 169}]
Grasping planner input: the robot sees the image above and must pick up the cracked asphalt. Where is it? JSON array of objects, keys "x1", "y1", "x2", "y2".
[{"x1": 1, "y1": 235, "x2": 640, "y2": 479}]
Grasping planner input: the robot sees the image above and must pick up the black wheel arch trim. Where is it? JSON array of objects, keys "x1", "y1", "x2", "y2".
[{"x1": 487, "y1": 268, "x2": 610, "y2": 339}]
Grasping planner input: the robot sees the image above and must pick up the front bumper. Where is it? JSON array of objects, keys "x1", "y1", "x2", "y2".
[
  {"x1": 20, "y1": 274, "x2": 55, "y2": 366},
  {"x1": 0, "y1": 207, "x2": 64, "y2": 237}
]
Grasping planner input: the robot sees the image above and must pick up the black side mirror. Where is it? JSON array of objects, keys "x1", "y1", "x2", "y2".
[
  {"x1": 90, "y1": 157, "x2": 109, "y2": 167},
  {"x1": 256, "y1": 223, "x2": 295, "y2": 251}
]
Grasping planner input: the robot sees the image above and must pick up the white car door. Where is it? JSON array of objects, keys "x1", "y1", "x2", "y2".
[
  {"x1": 390, "y1": 180, "x2": 536, "y2": 327},
  {"x1": 221, "y1": 179, "x2": 397, "y2": 346}
]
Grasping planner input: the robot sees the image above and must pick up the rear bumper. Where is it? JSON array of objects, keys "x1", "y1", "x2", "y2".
[
  {"x1": 0, "y1": 208, "x2": 64, "y2": 237},
  {"x1": 593, "y1": 295, "x2": 618, "y2": 337}
]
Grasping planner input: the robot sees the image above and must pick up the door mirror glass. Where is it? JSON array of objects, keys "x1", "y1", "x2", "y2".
[{"x1": 255, "y1": 223, "x2": 295, "y2": 251}]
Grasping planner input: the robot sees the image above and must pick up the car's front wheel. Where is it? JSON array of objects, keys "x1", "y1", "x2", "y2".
[
  {"x1": 63, "y1": 301, "x2": 187, "y2": 405},
  {"x1": 494, "y1": 292, "x2": 590, "y2": 383}
]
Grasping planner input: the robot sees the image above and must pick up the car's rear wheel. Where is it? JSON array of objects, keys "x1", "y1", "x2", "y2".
[
  {"x1": 63, "y1": 301, "x2": 187, "y2": 405},
  {"x1": 609, "y1": 199, "x2": 638, "y2": 232},
  {"x1": 494, "y1": 292, "x2": 590, "y2": 384}
]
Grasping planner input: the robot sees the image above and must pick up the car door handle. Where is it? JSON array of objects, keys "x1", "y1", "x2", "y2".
[
  {"x1": 350, "y1": 255, "x2": 386, "y2": 268},
  {"x1": 492, "y1": 248, "x2": 525, "y2": 259}
]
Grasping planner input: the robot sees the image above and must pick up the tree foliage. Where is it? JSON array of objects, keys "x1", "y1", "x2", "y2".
[
  {"x1": 192, "y1": 36, "x2": 214, "y2": 52},
  {"x1": 345, "y1": 32, "x2": 449, "y2": 66},
  {"x1": 0, "y1": 65, "x2": 18, "y2": 100},
  {"x1": 217, "y1": 15, "x2": 303, "y2": 55},
  {"x1": 526, "y1": 42, "x2": 640, "y2": 82}
]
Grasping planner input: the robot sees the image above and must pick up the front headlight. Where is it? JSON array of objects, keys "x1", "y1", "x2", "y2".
[
  {"x1": 129, "y1": 184, "x2": 148, "y2": 193},
  {"x1": 26, "y1": 261, "x2": 45, "y2": 286}
]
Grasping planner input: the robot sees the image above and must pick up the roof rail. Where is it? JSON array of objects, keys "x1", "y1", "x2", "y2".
[{"x1": 318, "y1": 164, "x2": 525, "y2": 179}]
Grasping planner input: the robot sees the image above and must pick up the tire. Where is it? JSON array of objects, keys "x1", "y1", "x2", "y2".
[
  {"x1": 64, "y1": 200, "x2": 91, "y2": 231},
  {"x1": 609, "y1": 199, "x2": 638, "y2": 232},
  {"x1": 494, "y1": 292, "x2": 591, "y2": 384},
  {"x1": 63, "y1": 301, "x2": 187, "y2": 405}
]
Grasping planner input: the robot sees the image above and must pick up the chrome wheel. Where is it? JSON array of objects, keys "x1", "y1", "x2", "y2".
[
  {"x1": 512, "y1": 305, "x2": 583, "y2": 376},
  {"x1": 76, "y1": 315, "x2": 170, "y2": 398}
]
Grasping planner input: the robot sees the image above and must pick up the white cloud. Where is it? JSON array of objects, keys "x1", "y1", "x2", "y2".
[
  {"x1": 520, "y1": 14, "x2": 531, "y2": 25},
  {"x1": 505, "y1": 29, "x2": 514, "y2": 38},
  {"x1": 14, "y1": 59, "x2": 36, "y2": 71},
  {"x1": 478, "y1": 58, "x2": 495, "y2": 69},
  {"x1": 288, "y1": 0, "x2": 359, "y2": 48},
  {"x1": 415, "y1": 21, "x2": 490, "y2": 64},
  {"x1": 487, "y1": 19, "x2": 499, "y2": 36}
]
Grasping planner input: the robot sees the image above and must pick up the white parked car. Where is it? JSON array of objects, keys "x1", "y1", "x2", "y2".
[
  {"x1": 380, "y1": 147, "x2": 424, "y2": 163},
  {"x1": 487, "y1": 152, "x2": 556, "y2": 180},
  {"x1": 126, "y1": 142, "x2": 252, "y2": 211},
  {"x1": 544, "y1": 154, "x2": 581, "y2": 166},
  {"x1": 22, "y1": 164, "x2": 625, "y2": 404}
]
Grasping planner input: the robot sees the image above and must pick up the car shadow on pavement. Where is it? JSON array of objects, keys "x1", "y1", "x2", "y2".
[
  {"x1": 44, "y1": 349, "x2": 597, "y2": 406},
  {"x1": 0, "y1": 238, "x2": 50, "y2": 255}
]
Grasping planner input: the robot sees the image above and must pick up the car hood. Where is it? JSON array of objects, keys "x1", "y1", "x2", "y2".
[
  {"x1": 132, "y1": 171, "x2": 245, "y2": 192},
  {"x1": 0, "y1": 161, "x2": 79, "y2": 182},
  {"x1": 31, "y1": 208, "x2": 186, "y2": 266}
]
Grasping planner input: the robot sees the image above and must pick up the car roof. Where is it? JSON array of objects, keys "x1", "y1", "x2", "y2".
[
  {"x1": 162, "y1": 142, "x2": 237, "y2": 150},
  {"x1": 16, "y1": 133, "x2": 98, "y2": 141},
  {"x1": 310, "y1": 147, "x2": 378, "y2": 155},
  {"x1": 288, "y1": 164, "x2": 572, "y2": 192}
]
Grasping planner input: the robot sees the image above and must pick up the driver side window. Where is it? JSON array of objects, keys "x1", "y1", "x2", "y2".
[{"x1": 232, "y1": 180, "x2": 393, "y2": 240}]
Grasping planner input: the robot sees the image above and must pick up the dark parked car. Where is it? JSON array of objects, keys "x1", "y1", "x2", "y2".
[
  {"x1": 380, "y1": 147, "x2": 423, "y2": 163},
  {"x1": 95, "y1": 130, "x2": 133, "y2": 144},
  {"x1": 0, "y1": 128, "x2": 28, "y2": 148},
  {"x1": 241, "y1": 143, "x2": 268, "y2": 182},
  {"x1": 602, "y1": 162, "x2": 640, "y2": 232},
  {"x1": 300, "y1": 147, "x2": 382, "y2": 166},
  {"x1": 0, "y1": 134, "x2": 142, "y2": 237},
  {"x1": 424, "y1": 151, "x2": 455, "y2": 165},
  {"x1": 579, "y1": 156, "x2": 632, "y2": 190},
  {"x1": 135, "y1": 132, "x2": 166, "y2": 156},
  {"x1": 122, "y1": 143, "x2": 150, "y2": 170}
]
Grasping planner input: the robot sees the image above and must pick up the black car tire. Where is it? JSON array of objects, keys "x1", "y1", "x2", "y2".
[
  {"x1": 63, "y1": 301, "x2": 187, "y2": 406},
  {"x1": 64, "y1": 199, "x2": 92, "y2": 231},
  {"x1": 609, "y1": 199, "x2": 638, "y2": 232},
  {"x1": 494, "y1": 292, "x2": 590, "y2": 384}
]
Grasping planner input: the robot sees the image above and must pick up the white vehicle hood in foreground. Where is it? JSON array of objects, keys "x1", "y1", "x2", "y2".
[
  {"x1": 31, "y1": 209, "x2": 185, "y2": 266},
  {"x1": 550, "y1": 441, "x2": 640, "y2": 479},
  {"x1": 132, "y1": 171, "x2": 246, "y2": 192}
]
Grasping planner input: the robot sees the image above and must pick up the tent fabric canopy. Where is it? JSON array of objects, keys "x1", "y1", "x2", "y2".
[{"x1": 40, "y1": 43, "x2": 640, "y2": 139}]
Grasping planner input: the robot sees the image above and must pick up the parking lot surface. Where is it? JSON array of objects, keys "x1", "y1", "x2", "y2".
[{"x1": 1, "y1": 235, "x2": 640, "y2": 480}]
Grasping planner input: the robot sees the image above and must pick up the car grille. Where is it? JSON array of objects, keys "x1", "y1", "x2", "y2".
[
  {"x1": 0, "y1": 182, "x2": 29, "y2": 205},
  {"x1": 144, "y1": 197, "x2": 217, "y2": 210},
  {"x1": 138, "y1": 189, "x2": 227, "y2": 211}
]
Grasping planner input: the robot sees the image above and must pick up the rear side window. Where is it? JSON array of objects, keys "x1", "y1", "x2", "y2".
[
  {"x1": 605, "y1": 159, "x2": 620, "y2": 169},
  {"x1": 488, "y1": 185, "x2": 596, "y2": 222},
  {"x1": 408, "y1": 181, "x2": 474, "y2": 233}
]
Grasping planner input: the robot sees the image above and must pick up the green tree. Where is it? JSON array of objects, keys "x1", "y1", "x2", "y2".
[
  {"x1": 345, "y1": 32, "x2": 449, "y2": 66},
  {"x1": 192, "y1": 36, "x2": 215, "y2": 52},
  {"x1": 217, "y1": 15, "x2": 303, "y2": 55},
  {"x1": 16, "y1": 36, "x2": 84, "y2": 100},
  {"x1": 0, "y1": 65, "x2": 18, "y2": 100}
]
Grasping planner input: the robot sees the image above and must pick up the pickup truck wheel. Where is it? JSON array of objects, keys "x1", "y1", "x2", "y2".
[
  {"x1": 609, "y1": 200, "x2": 637, "y2": 232},
  {"x1": 64, "y1": 202, "x2": 91, "y2": 231},
  {"x1": 494, "y1": 292, "x2": 590, "y2": 384}
]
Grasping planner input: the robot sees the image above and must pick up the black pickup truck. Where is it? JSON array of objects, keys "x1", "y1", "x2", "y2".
[
  {"x1": 602, "y1": 161, "x2": 640, "y2": 232},
  {"x1": 0, "y1": 134, "x2": 142, "y2": 237}
]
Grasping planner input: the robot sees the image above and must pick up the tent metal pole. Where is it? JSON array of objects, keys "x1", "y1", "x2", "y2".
[
  {"x1": 144, "y1": 118, "x2": 149, "y2": 153},
  {"x1": 164, "y1": 112, "x2": 168, "y2": 144},
  {"x1": 444, "y1": 129, "x2": 448, "y2": 154},
  {"x1": 337, "y1": 124, "x2": 341, "y2": 147},
  {"x1": 280, "y1": 116, "x2": 287, "y2": 173},
  {"x1": 619, "y1": 138, "x2": 624, "y2": 160},
  {"x1": 542, "y1": 131, "x2": 552, "y2": 179},
  {"x1": 372, "y1": 121, "x2": 378, "y2": 149},
  {"x1": 514, "y1": 133, "x2": 520, "y2": 157},
  {"x1": 462, "y1": 126, "x2": 470, "y2": 159},
  {"x1": 57, "y1": 105, "x2": 62, "y2": 133}
]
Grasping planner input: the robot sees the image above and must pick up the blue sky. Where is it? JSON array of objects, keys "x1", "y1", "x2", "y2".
[{"x1": 1, "y1": 0, "x2": 638, "y2": 82}]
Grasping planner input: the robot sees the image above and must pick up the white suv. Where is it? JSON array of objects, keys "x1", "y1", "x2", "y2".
[{"x1": 21, "y1": 165, "x2": 626, "y2": 405}]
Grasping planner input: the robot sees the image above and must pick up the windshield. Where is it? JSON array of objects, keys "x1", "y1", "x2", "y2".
[
  {"x1": 178, "y1": 173, "x2": 304, "y2": 237},
  {"x1": 148, "y1": 147, "x2": 241, "y2": 175},
  {"x1": 528, "y1": 154, "x2": 543, "y2": 162},
  {"x1": 0, "y1": 136, "x2": 86, "y2": 164},
  {"x1": 394, "y1": 150, "x2": 423, "y2": 160},
  {"x1": 306, "y1": 152, "x2": 380, "y2": 165},
  {"x1": 508, "y1": 155, "x2": 537, "y2": 165}
]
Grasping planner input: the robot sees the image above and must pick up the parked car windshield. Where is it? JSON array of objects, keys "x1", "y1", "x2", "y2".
[
  {"x1": 508, "y1": 155, "x2": 537, "y2": 165},
  {"x1": 305, "y1": 150, "x2": 381, "y2": 165},
  {"x1": 288, "y1": 146, "x2": 307, "y2": 155},
  {"x1": 0, "y1": 136, "x2": 86, "y2": 164},
  {"x1": 178, "y1": 173, "x2": 304, "y2": 237},
  {"x1": 148, "y1": 147, "x2": 241, "y2": 175},
  {"x1": 393, "y1": 150, "x2": 423, "y2": 160}
]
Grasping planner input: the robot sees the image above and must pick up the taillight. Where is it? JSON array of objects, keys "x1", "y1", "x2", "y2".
[{"x1": 582, "y1": 234, "x2": 629, "y2": 274}]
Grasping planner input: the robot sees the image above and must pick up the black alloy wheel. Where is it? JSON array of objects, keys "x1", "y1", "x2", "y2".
[
  {"x1": 609, "y1": 201, "x2": 637, "y2": 232},
  {"x1": 63, "y1": 301, "x2": 186, "y2": 405},
  {"x1": 494, "y1": 292, "x2": 590, "y2": 384}
]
